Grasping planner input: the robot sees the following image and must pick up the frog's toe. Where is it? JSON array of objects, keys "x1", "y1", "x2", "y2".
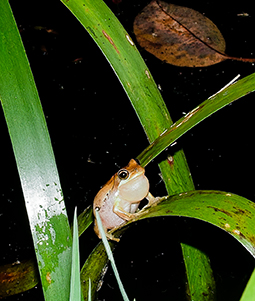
[{"x1": 106, "y1": 231, "x2": 120, "y2": 242}]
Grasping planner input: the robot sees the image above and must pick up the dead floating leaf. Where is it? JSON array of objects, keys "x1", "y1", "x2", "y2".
[{"x1": 133, "y1": 0, "x2": 255, "y2": 67}]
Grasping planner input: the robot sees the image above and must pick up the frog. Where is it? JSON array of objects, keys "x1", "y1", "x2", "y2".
[{"x1": 93, "y1": 159, "x2": 158, "y2": 241}]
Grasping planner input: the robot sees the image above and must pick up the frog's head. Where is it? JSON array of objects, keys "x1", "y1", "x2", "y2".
[{"x1": 117, "y1": 159, "x2": 150, "y2": 202}]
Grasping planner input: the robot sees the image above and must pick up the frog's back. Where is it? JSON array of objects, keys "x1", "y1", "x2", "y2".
[{"x1": 93, "y1": 175, "x2": 125, "y2": 229}]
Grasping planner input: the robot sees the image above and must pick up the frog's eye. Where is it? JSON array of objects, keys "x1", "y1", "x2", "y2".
[{"x1": 117, "y1": 169, "x2": 129, "y2": 180}]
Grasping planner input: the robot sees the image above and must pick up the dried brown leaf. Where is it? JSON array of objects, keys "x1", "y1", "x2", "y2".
[{"x1": 133, "y1": 1, "x2": 255, "y2": 67}]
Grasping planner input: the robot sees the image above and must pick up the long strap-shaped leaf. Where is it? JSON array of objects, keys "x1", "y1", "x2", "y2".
[
  {"x1": 81, "y1": 188, "x2": 255, "y2": 298},
  {"x1": 2, "y1": 0, "x2": 255, "y2": 299},
  {"x1": 58, "y1": 0, "x2": 213, "y2": 299},
  {"x1": 7, "y1": 186, "x2": 255, "y2": 297},
  {"x1": 135, "y1": 191, "x2": 255, "y2": 258},
  {"x1": 60, "y1": 0, "x2": 255, "y2": 300},
  {"x1": 0, "y1": 207, "x2": 93, "y2": 299},
  {"x1": 0, "y1": 2, "x2": 72, "y2": 300},
  {"x1": 137, "y1": 73, "x2": 255, "y2": 166}
]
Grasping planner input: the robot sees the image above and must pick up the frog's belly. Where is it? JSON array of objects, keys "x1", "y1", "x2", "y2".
[{"x1": 100, "y1": 201, "x2": 139, "y2": 230}]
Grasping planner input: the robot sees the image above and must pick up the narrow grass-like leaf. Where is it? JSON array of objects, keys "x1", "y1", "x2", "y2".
[
  {"x1": 70, "y1": 208, "x2": 84, "y2": 301},
  {"x1": 95, "y1": 209, "x2": 130, "y2": 301},
  {"x1": 88, "y1": 279, "x2": 92, "y2": 301},
  {"x1": 0, "y1": 2, "x2": 72, "y2": 300},
  {"x1": 137, "y1": 73, "x2": 255, "y2": 166},
  {"x1": 76, "y1": 205, "x2": 93, "y2": 237}
]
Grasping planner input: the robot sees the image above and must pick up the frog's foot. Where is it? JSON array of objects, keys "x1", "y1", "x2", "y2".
[
  {"x1": 94, "y1": 219, "x2": 120, "y2": 242},
  {"x1": 98, "y1": 227, "x2": 120, "y2": 242},
  {"x1": 105, "y1": 231, "x2": 120, "y2": 242}
]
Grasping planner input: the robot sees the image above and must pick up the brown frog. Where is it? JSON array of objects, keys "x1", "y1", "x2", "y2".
[{"x1": 93, "y1": 159, "x2": 157, "y2": 241}]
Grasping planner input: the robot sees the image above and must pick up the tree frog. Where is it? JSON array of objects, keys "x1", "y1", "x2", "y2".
[{"x1": 93, "y1": 159, "x2": 158, "y2": 241}]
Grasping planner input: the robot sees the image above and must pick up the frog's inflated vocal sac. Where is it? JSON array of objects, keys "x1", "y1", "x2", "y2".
[{"x1": 93, "y1": 159, "x2": 157, "y2": 241}]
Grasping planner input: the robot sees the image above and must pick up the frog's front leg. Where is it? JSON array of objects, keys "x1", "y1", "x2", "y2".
[
  {"x1": 113, "y1": 193, "x2": 160, "y2": 221},
  {"x1": 113, "y1": 199, "x2": 139, "y2": 221}
]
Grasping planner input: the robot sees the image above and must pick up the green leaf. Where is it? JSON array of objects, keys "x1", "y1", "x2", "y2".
[
  {"x1": 75, "y1": 205, "x2": 93, "y2": 237},
  {"x1": 82, "y1": 189, "x2": 255, "y2": 299},
  {"x1": 137, "y1": 73, "x2": 255, "y2": 166},
  {"x1": 58, "y1": 0, "x2": 214, "y2": 299},
  {"x1": 81, "y1": 240, "x2": 117, "y2": 300},
  {"x1": 0, "y1": 206, "x2": 93, "y2": 298},
  {"x1": 0, "y1": 259, "x2": 38, "y2": 299},
  {"x1": 70, "y1": 208, "x2": 84, "y2": 301},
  {"x1": 240, "y1": 269, "x2": 255, "y2": 301},
  {"x1": 134, "y1": 191, "x2": 255, "y2": 258},
  {"x1": 60, "y1": 0, "x2": 172, "y2": 142},
  {"x1": 182, "y1": 244, "x2": 215, "y2": 300},
  {"x1": 95, "y1": 209, "x2": 130, "y2": 301},
  {"x1": 0, "y1": 1, "x2": 72, "y2": 300}
]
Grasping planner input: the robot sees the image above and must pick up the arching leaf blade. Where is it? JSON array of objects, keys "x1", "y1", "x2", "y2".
[
  {"x1": 60, "y1": 0, "x2": 171, "y2": 142},
  {"x1": 59, "y1": 0, "x2": 214, "y2": 299},
  {"x1": 80, "y1": 189, "x2": 255, "y2": 300},
  {"x1": 137, "y1": 73, "x2": 255, "y2": 167},
  {"x1": 133, "y1": 191, "x2": 255, "y2": 257},
  {"x1": 0, "y1": 2, "x2": 72, "y2": 300}
]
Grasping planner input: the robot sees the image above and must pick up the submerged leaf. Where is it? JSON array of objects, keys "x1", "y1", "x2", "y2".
[
  {"x1": 133, "y1": 1, "x2": 255, "y2": 67},
  {"x1": 0, "y1": 259, "x2": 38, "y2": 299}
]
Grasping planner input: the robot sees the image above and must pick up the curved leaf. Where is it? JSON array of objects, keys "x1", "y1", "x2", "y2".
[
  {"x1": 81, "y1": 190, "x2": 255, "y2": 299},
  {"x1": 60, "y1": 0, "x2": 171, "y2": 142},
  {"x1": 134, "y1": 191, "x2": 255, "y2": 257},
  {"x1": 59, "y1": 0, "x2": 220, "y2": 299},
  {"x1": 0, "y1": 2, "x2": 72, "y2": 300},
  {"x1": 137, "y1": 73, "x2": 255, "y2": 167}
]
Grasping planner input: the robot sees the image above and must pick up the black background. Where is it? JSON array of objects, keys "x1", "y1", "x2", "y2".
[{"x1": 1, "y1": 0, "x2": 255, "y2": 300}]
